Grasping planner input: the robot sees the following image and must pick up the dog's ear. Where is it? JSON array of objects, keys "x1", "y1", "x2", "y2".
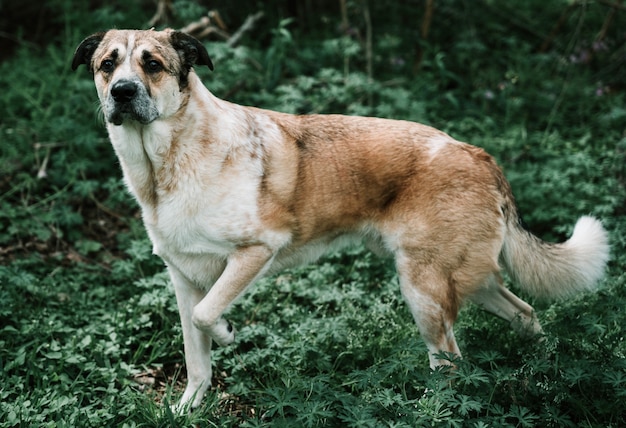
[
  {"x1": 170, "y1": 31, "x2": 214, "y2": 72},
  {"x1": 72, "y1": 32, "x2": 106, "y2": 72}
]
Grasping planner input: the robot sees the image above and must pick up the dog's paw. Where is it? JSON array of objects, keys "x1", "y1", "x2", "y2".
[
  {"x1": 510, "y1": 312, "x2": 543, "y2": 338},
  {"x1": 173, "y1": 382, "x2": 210, "y2": 414},
  {"x1": 192, "y1": 310, "x2": 236, "y2": 346},
  {"x1": 209, "y1": 318, "x2": 236, "y2": 347},
  {"x1": 171, "y1": 400, "x2": 191, "y2": 415},
  {"x1": 171, "y1": 394, "x2": 195, "y2": 415}
]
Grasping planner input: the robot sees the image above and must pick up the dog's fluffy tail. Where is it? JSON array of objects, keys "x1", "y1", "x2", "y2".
[{"x1": 501, "y1": 216, "x2": 610, "y2": 300}]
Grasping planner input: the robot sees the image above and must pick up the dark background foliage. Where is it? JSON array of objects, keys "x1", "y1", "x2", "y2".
[{"x1": 1, "y1": 0, "x2": 625, "y2": 426}]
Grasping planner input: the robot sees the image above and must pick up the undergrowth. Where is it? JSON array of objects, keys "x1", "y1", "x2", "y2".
[{"x1": 1, "y1": 0, "x2": 625, "y2": 426}]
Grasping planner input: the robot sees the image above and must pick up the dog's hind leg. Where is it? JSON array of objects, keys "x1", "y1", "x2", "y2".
[
  {"x1": 396, "y1": 252, "x2": 462, "y2": 368},
  {"x1": 469, "y1": 273, "x2": 543, "y2": 337},
  {"x1": 169, "y1": 265, "x2": 215, "y2": 411}
]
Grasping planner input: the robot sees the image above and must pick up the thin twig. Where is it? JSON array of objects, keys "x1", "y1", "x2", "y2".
[
  {"x1": 148, "y1": 0, "x2": 174, "y2": 27},
  {"x1": 539, "y1": 3, "x2": 577, "y2": 52},
  {"x1": 37, "y1": 148, "x2": 50, "y2": 179},
  {"x1": 362, "y1": 0, "x2": 373, "y2": 106},
  {"x1": 227, "y1": 11, "x2": 265, "y2": 47},
  {"x1": 0, "y1": 32, "x2": 38, "y2": 50},
  {"x1": 34, "y1": 142, "x2": 65, "y2": 180},
  {"x1": 596, "y1": 0, "x2": 626, "y2": 11},
  {"x1": 180, "y1": 10, "x2": 231, "y2": 41},
  {"x1": 596, "y1": 0, "x2": 622, "y2": 41},
  {"x1": 414, "y1": 0, "x2": 434, "y2": 72},
  {"x1": 340, "y1": 0, "x2": 350, "y2": 76}
]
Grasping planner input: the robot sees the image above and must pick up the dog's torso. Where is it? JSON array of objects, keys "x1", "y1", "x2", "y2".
[{"x1": 106, "y1": 70, "x2": 501, "y2": 289}]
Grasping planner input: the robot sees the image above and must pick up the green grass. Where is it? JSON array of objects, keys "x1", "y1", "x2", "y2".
[
  {"x1": 2, "y1": 246, "x2": 625, "y2": 426},
  {"x1": 1, "y1": 1, "x2": 626, "y2": 426}
]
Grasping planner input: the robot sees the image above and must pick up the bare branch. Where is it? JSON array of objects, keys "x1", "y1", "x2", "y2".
[
  {"x1": 227, "y1": 11, "x2": 265, "y2": 47},
  {"x1": 179, "y1": 9, "x2": 263, "y2": 48},
  {"x1": 180, "y1": 13, "x2": 226, "y2": 39},
  {"x1": 362, "y1": 0, "x2": 373, "y2": 92},
  {"x1": 414, "y1": 0, "x2": 434, "y2": 72},
  {"x1": 148, "y1": 0, "x2": 174, "y2": 27}
]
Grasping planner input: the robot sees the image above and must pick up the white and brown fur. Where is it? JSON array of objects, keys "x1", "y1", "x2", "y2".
[{"x1": 72, "y1": 29, "x2": 610, "y2": 410}]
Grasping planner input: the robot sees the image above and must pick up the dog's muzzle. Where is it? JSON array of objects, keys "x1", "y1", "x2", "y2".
[
  {"x1": 111, "y1": 80, "x2": 139, "y2": 104},
  {"x1": 106, "y1": 79, "x2": 159, "y2": 126}
]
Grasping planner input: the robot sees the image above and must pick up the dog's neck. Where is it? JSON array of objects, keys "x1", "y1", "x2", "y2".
[{"x1": 106, "y1": 71, "x2": 250, "y2": 216}]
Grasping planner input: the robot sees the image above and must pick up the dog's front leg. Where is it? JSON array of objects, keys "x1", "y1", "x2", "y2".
[
  {"x1": 192, "y1": 245, "x2": 274, "y2": 345},
  {"x1": 169, "y1": 265, "x2": 216, "y2": 411}
]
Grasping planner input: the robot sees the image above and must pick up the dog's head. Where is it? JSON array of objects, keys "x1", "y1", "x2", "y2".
[{"x1": 72, "y1": 29, "x2": 213, "y2": 126}]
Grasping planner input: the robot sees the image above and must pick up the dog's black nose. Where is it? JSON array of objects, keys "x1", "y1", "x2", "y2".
[{"x1": 111, "y1": 80, "x2": 137, "y2": 103}]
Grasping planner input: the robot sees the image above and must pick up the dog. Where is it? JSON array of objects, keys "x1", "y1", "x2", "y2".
[{"x1": 72, "y1": 29, "x2": 610, "y2": 410}]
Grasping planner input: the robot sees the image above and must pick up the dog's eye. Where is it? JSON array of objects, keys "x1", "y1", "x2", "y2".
[
  {"x1": 101, "y1": 59, "x2": 115, "y2": 72},
  {"x1": 146, "y1": 60, "x2": 163, "y2": 73}
]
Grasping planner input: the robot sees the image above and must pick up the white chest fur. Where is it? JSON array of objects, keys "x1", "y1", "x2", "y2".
[
  {"x1": 109, "y1": 116, "x2": 294, "y2": 285},
  {"x1": 149, "y1": 168, "x2": 266, "y2": 256}
]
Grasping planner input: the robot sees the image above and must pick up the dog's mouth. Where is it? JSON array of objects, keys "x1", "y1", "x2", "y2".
[
  {"x1": 105, "y1": 80, "x2": 159, "y2": 126},
  {"x1": 108, "y1": 104, "x2": 157, "y2": 126}
]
